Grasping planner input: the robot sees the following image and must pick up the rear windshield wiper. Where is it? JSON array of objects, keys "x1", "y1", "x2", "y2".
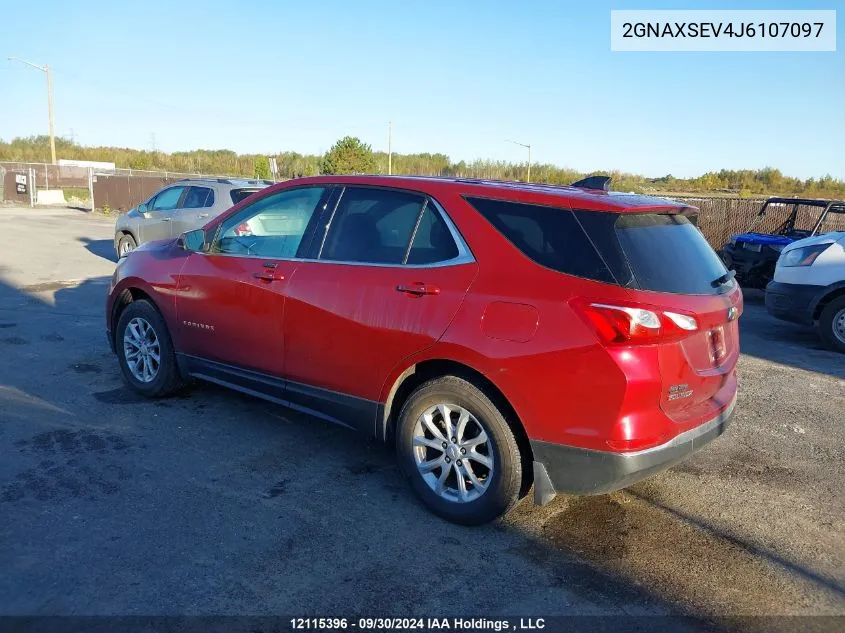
[{"x1": 711, "y1": 270, "x2": 736, "y2": 288}]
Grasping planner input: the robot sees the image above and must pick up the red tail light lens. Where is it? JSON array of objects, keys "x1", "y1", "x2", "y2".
[{"x1": 574, "y1": 301, "x2": 698, "y2": 345}]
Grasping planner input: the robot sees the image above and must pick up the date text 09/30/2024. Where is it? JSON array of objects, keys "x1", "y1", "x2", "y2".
[{"x1": 290, "y1": 618, "x2": 546, "y2": 631}]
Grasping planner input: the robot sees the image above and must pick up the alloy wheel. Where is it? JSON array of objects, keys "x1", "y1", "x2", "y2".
[
  {"x1": 412, "y1": 403, "x2": 494, "y2": 503},
  {"x1": 123, "y1": 317, "x2": 161, "y2": 383}
]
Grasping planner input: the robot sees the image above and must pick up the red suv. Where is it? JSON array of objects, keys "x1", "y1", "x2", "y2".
[{"x1": 106, "y1": 175, "x2": 741, "y2": 524}]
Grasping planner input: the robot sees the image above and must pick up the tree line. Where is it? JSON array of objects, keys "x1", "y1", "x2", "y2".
[{"x1": 2, "y1": 134, "x2": 844, "y2": 198}]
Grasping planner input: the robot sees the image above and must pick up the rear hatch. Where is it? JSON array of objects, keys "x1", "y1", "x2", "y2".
[
  {"x1": 584, "y1": 211, "x2": 742, "y2": 424},
  {"x1": 466, "y1": 197, "x2": 741, "y2": 429}
]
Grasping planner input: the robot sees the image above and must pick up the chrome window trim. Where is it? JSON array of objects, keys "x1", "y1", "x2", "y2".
[
  {"x1": 428, "y1": 196, "x2": 474, "y2": 263},
  {"x1": 198, "y1": 186, "x2": 475, "y2": 269}
]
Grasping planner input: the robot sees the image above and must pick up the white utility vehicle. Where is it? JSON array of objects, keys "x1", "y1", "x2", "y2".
[{"x1": 765, "y1": 231, "x2": 845, "y2": 352}]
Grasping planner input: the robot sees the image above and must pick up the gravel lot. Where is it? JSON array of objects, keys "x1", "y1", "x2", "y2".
[{"x1": 0, "y1": 206, "x2": 843, "y2": 630}]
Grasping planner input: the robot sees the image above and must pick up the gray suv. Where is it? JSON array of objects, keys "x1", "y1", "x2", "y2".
[{"x1": 114, "y1": 178, "x2": 269, "y2": 257}]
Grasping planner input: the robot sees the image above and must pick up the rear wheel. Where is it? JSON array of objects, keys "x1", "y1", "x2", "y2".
[
  {"x1": 116, "y1": 299, "x2": 184, "y2": 397},
  {"x1": 819, "y1": 296, "x2": 845, "y2": 354},
  {"x1": 396, "y1": 376, "x2": 523, "y2": 525},
  {"x1": 117, "y1": 233, "x2": 136, "y2": 257}
]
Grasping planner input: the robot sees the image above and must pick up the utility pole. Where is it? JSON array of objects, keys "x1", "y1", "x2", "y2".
[
  {"x1": 505, "y1": 139, "x2": 531, "y2": 182},
  {"x1": 8, "y1": 57, "x2": 56, "y2": 164},
  {"x1": 388, "y1": 121, "x2": 392, "y2": 175}
]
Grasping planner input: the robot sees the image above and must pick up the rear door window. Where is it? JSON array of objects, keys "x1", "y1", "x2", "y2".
[
  {"x1": 407, "y1": 205, "x2": 459, "y2": 264},
  {"x1": 182, "y1": 186, "x2": 214, "y2": 209},
  {"x1": 320, "y1": 187, "x2": 425, "y2": 264}
]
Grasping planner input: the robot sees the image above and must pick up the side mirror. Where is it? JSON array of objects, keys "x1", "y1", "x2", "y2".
[{"x1": 178, "y1": 229, "x2": 206, "y2": 253}]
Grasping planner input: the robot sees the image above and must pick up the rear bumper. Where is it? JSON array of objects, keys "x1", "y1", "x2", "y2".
[
  {"x1": 530, "y1": 395, "x2": 736, "y2": 503},
  {"x1": 765, "y1": 281, "x2": 819, "y2": 326}
]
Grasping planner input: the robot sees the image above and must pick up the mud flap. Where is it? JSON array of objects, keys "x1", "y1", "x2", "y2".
[{"x1": 533, "y1": 461, "x2": 557, "y2": 506}]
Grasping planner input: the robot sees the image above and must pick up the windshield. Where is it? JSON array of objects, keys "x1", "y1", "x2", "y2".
[{"x1": 749, "y1": 202, "x2": 840, "y2": 236}]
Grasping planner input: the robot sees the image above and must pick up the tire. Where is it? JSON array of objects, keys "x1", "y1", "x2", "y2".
[
  {"x1": 396, "y1": 376, "x2": 523, "y2": 525},
  {"x1": 115, "y1": 299, "x2": 184, "y2": 397},
  {"x1": 117, "y1": 233, "x2": 137, "y2": 258},
  {"x1": 818, "y1": 296, "x2": 845, "y2": 354}
]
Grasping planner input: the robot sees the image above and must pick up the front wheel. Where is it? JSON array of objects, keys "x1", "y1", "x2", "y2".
[
  {"x1": 818, "y1": 296, "x2": 845, "y2": 354},
  {"x1": 115, "y1": 299, "x2": 184, "y2": 397},
  {"x1": 117, "y1": 233, "x2": 137, "y2": 258},
  {"x1": 396, "y1": 376, "x2": 524, "y2": 525}
]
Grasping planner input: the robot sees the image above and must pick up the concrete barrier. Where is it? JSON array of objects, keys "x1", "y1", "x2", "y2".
[{"x1": 36, "y1": 189, "x2": 67, "y2": 205}]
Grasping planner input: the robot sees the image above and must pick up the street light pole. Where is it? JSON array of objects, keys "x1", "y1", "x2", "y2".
[
  {"x1": 8, "y1": 57, "x2": 57, "y2": 165},
  {"x1": 505, "y1": 139, "x2": 531, "y2": 182}
]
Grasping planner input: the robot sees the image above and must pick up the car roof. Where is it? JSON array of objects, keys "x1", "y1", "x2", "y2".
[
  {"x1": 173, "y1": 178, "x2": 271, "y2": 189},
  {"x1": 273, "y1": 175, "x2": 692, "y2": 213}
]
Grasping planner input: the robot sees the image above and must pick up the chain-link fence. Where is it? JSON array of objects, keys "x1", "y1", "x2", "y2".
[
  {"x1": 90, "y1": 169, "x2": 269, "y2": 213},
  {"x1": 0, "y1": 161, "x2": 94, "y2": 206},
  {"x1": 0, "y1": 162, "x2": 244, "y2": 209},
  {"x1": 672, "y1": 196, "x2": 845, "y2": 248}
]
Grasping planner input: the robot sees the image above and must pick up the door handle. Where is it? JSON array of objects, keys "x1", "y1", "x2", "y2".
[
  {"x1": 161, "y1": 217, "x2": 171, "y2": 222},
  {"x1": 197, "y1": 214, "x2": 209, "y2": 219},
  {"x1": 396, "y1": 282, "x2": 440, "y2": 296},
  {"x1": 254, "y1": 272, "x2": 284, "y2": 281},
  {"x1": 253, "y1": 262, "x2": 285, "y2": 282}
]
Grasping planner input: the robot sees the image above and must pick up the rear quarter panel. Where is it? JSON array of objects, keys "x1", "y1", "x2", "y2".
[{"x1": 379, "y1": 193, "x2": 637, "y2": 451}]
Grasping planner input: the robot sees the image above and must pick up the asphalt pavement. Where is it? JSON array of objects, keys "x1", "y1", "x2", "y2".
[{"x1": 0, "y1": 206, "x2": 842, "y2": 631}]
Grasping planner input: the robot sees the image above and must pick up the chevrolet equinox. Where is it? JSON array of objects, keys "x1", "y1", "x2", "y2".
[{"x1": 106, "y1": 175, "x2": 741, "y2": 524}]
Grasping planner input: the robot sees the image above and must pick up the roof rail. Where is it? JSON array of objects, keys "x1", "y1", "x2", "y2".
[{"x1": 570, "y1": 175, "x2": 612, "y2": 191}]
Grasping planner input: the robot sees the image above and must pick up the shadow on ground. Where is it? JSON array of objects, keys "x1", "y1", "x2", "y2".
[
  {"x1": 77, "y1": 237, "x2": 118, "y2": 263},
  {"x1": 0, "y1": 275, "x2": 841, "y2": 631}
]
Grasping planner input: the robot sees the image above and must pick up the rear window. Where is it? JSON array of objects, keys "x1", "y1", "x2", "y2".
[
  {"x1": 466, "y1": 197, "x2": 731, "y2": 295},
  {"x1": 612, "y1": 213, "x2": 730, "y2": 295},
  {"x1": 230, "y1": 188, "x2": 262, "y2": 205}
]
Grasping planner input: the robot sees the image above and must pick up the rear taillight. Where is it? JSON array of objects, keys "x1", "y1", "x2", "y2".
[{"x1": 574, "y1": 301, "x2": 698, "y2": 345}]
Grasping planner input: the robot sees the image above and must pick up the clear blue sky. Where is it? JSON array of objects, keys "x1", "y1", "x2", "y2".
[{"x1": 1, "y1": 0, "x2": 842, "y2": 178}]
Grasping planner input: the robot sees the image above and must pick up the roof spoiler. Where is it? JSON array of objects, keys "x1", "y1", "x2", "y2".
[{"x1": 570, "y1": 175, "x2": 611, "y2": 191}]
